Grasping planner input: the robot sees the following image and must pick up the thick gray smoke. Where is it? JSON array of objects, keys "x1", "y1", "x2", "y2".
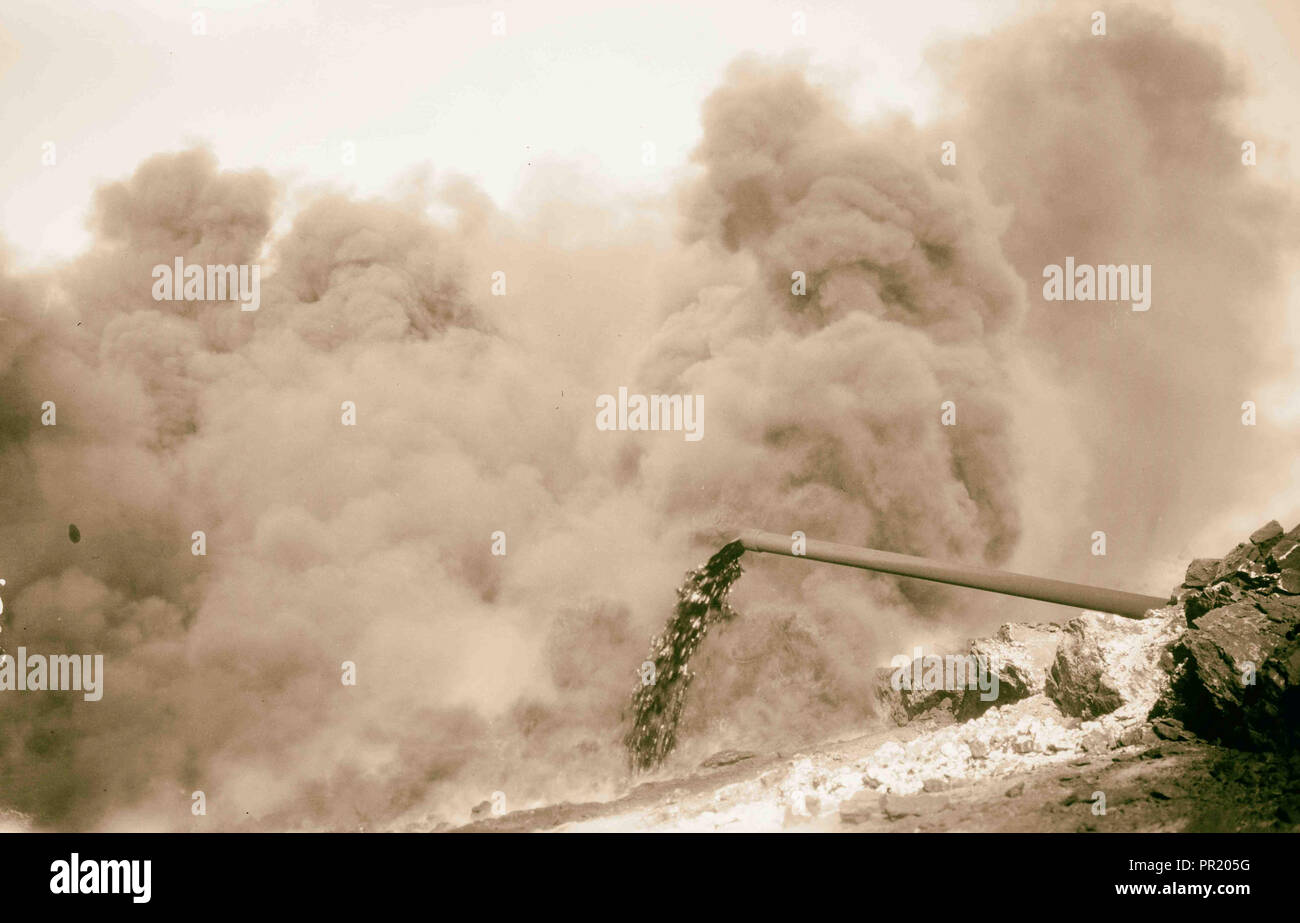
[{"x1": 0, "y1": 3, "x2": 1293, "y2": 830}]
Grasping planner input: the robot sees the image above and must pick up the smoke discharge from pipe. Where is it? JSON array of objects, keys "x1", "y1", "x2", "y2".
[{"x1": 0, "y1": 4, "x2": 1293, "y2": 829}]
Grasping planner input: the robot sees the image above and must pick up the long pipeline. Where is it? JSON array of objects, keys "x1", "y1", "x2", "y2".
[{"x1": 736, "y1": 529, "x2": 1167, "y2": 618}]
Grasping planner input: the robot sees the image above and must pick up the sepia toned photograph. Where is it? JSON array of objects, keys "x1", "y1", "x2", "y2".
[{"x1": 0, "y1": 0, "x2": 1297, "y2": 905}]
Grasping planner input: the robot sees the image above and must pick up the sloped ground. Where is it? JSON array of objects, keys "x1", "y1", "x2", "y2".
[
  {"x1": 456, "y1": 712, "x2": 1298, "y2": 832},
  {"x1": 458, "y1": 520, "x2": 1300, "y2": 833}
]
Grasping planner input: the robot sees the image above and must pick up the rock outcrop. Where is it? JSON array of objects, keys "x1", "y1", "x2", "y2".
[
  {"x1": 872, "y1": 623, "x2": 1062, "y2": 724},
  {"x1": 1045, "y1": 608, "x2": 1183, "y2": 720},
  {"x1": 873, "y1": 519, "x2": 1300, "y2": 764},
  {"x1": 1155, "y1": 520, "x2": 1300, "y2": 751}
]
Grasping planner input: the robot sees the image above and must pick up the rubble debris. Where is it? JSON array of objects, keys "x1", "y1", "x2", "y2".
[
  {"x1": 777, "y1": 518, "x2": 1299, "y2": 823},
  {"x1": 1118, "y1": 724, "x2": 1157, "y2": 747},
  {"x1": 1157, "y1": 520, "x2": 1300, "y2": 752},
  {"x1": 1079, "y1": 723, "x2": 1118, "y2": 752},
  {"x1": 614, "y1": 518, "x2": 1300, "y2": 831},
  {"x1": 624, "y1": 541, "x2": 746, "y2": 771},
  {"x1": 1151, "y1": 717, "x2": 1195, "y2": 741}
]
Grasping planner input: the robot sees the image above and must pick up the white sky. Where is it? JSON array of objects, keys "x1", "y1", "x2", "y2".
[
  {"x1": 1, "y1": 0, "x2": 1023, "y2": 265},
  {"x1": 0, "y1": 0, "x2": 1296, "y2": 268}
]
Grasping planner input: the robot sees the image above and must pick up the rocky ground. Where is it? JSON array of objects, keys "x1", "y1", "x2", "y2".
[{"x1": 459, "y1": 520, "x2": 1300, "y2": 833}]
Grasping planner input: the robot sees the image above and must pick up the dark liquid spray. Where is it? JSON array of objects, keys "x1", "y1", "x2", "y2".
[{"x1": 624, "y1": 540, "x2": 746, "y2": 771}]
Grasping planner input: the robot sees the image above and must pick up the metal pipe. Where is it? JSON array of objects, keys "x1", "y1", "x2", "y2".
[{"x1": 736, "y1": 529, "x2": 1166, "y2": 618}]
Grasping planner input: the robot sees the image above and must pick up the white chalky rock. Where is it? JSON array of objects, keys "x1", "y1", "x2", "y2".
[
  {"x1": 905, "y1": 738, "x2": 932, "y2": 760},
  {"x1": 870, "y1": 740, "x2": 906, "y2": 767}
]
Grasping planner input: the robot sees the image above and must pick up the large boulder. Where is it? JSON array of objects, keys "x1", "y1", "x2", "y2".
[
  {"x1": 1250, "y1": 520, "x2": 1284, "y2": 547},
  {"x1": 1185, "y1": 581, "x2": 1243, "y2": 623},
  {"x1": 871, "y1": 623, "x2": 1061, "y2": 725},
  {"x1": 1183, "y1": 558, "x2": 1220, "y2": 589},
  {"x1": 871, "y1": 664, "x2": 959, "y2": 725},
  {"x1": 1214, "y1": 542, "x2": 1272, "y2": 588},
  {"x1": 960, "y1": 623, "x2": 1062, "y2": 718},
  {"x1": 1045, "y1": 608, "x2": 1184, "y2": 720},
  {"x1": 1156, "y1": 520, "x2": 1300, "y2": 751},
  {"x1": 1159, "y1": 590, "x2": 1300, "y2": 749},
  {"x1": 1252, "y1": 630, "x2": 1300, "y2": 747}
]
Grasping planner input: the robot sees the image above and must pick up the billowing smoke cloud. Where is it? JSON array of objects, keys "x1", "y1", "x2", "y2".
[
  {"x1": 620, "y1": 55, "x2": 1041, "y2": 755},
  {"x1": 0, "y1": 2, "x2": 1293, "y2": 830},
  {"x1": 938, "y1": 2, "x2": 1300, "y2": 588}
]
